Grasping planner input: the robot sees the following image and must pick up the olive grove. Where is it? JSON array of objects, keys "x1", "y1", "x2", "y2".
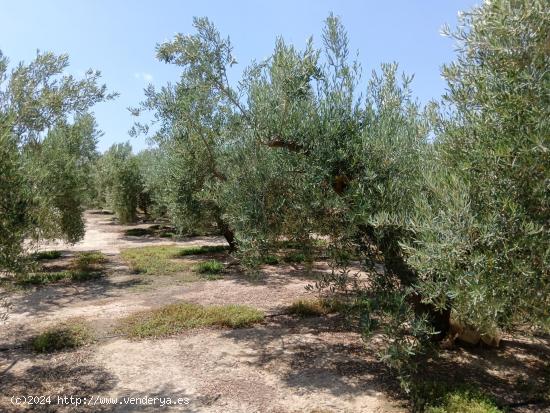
[
  {"x1": 132, "y1": 0, "x2": 549, "y2": 380},
  {"x1": 0, "y1": 0, "x2": 547, "y2": 395}
]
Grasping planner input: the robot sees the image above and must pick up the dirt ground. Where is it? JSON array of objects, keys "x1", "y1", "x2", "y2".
[{"x1": 1, "y1": 211, "x2": 548, "y2": 412}]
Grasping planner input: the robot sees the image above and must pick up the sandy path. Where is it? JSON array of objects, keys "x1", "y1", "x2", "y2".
[
  {"x1": 36, "y1": 211, "x2": 227, "y2": 255},
  {"x1": 0, "y1": 211, "x2": 404, "y2": 413}
]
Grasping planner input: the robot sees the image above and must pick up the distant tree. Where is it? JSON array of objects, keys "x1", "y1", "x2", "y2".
[
  {"x1": 96, "y1": 143, "x2": 142, "y2": 224},
  {"x1": 24, "y1": 114, "x2": 102, "y2": 243},
  {"x1": 135, "y1": 149, "x2": 169, "y2": 219}
]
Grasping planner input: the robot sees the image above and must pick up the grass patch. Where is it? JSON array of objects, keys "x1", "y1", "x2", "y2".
[
  {"x1": 18, "y1": 271, "x2": 72, "y2": 286},
  {"x1": 124, "y1": 227, "x2": 153, "y2": 237},
  {"x1": 32, "y1": 250, "x2": 62, "y2": 260},
  {"x1": 16, "y1": 251, "x2": 106, "y2": 286},
  {"x1": 283, "y1": 252, "x2": 306, "y2": 263},
  {"x1": 120, "y1": 246, "x2": 227, "y2": 280},
  {"x1": 31, "y1": 321, "x2": 93, "y2": 353},
  {"x1": 119, "y1": 302, "x2": 264, "y2": 338},
  {"x1": 177, "y1": 245, "x2": 228, "y2": 256},
  {"x1": 18, "y1": 270, "x2": 101, "y2": 286},
  {"x1": 193, "y1": 260, "x2": 224, "y2": 276},
  {"x1": 159, "y1": 231, "x2": 175, "y2": 238},
  {"x1": 120, "y1": 245, "x2": 190, "y2": 275},
  {"x1": 72, "y1": 251, "x2": 105, "y2": 269},
  {"x1": 413, "y1": 382, "x2": 502, "y2": 413},
  {"x1": 261, "y1": 255, "x2": 280, "y2": 265},
  {"x1": 287, "y1": 298, "x2": 344, "y2": 317}
]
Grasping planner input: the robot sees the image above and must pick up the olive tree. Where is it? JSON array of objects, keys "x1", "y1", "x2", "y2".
[
  {"x1": 96, "y1": 143, "x2": 143, "y2": 224},
  {"x1": 405, "y1": 0, "x2": 550, "y2": 336},
  {"x1": 134, "y1": 148, "x2": 170, "y2": 219},
  {"x1": 0, "y1": 114, "x2": 28, "y2": 273},
  {"x1": 132, "y1": 24, "x2": 242, "y2": 249},
  {"x1": 136, "y1": 5, "x2": 548, "y2": 384},
  {"x1": 0, "y1": 50, "x2": 114, "y2": 272},
  {"x1": 24, "y1": 114, "x2": 102, "y2": 243},
  {"x1": 140, "y1": 15, "x2": 442, "y2": 337},
  {"x1": 0, "y1": 50, "x2": 114, "y2": 144}
]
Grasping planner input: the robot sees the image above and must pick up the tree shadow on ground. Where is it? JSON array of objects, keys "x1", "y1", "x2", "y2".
[
  {"x1": 221, "y1": 314, "x2": 550, "y2": 412},
  {"x1": 0, "y1": 350, "x2": 197, "y2": 412},
  {"x1": 0, "y1": 351, "x2": 118, "y2": 412},
  {"x1": 414, "y1": 334, "x2": 550, "y2": 412},
  {"x1": 88, "y1": 210, "x2": 114, "y2": 215},
  {"x1": 220, "y1": 314, "x2": 406, "y2": 404},
  {"x1": 118, "y1": 236, "x2": 226, "y2": 246},
  {"x1": 222, "y1": 262, "x2": 331, "y2": 288},
  {"x1": 102, "y1": 384, "x2": 196, "y2": 413},
  {"x1": 5, "y1": 272, "x2": 148, "y2": 322}
]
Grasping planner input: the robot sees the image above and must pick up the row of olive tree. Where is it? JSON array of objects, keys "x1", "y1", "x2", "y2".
[
  {"x1": 133, "y1": 0, "x2": 547, "y2": 381},
  {"x1": 92, "y1": 144, "x2": 167, "y2": 224},
  {"x1": 0, "y1": 50, "x2": 115, "y2": 273}
]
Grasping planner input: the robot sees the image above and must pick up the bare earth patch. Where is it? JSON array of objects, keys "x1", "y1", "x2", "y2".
[
  {"x1": 2, "y1": 211, "x2": 548, "y2": 412},
  {"x1": 0, "y1": 211, "x2": 403, "y2": 412}
]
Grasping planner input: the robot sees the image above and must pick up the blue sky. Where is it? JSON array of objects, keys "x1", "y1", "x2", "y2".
[{"x1": 1, "y1": 0, "x2": 478, "y2": 152}]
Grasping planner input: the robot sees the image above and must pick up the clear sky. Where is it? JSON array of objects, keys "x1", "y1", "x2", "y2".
[{"x1": 1, "y1": 0, "x2": 479, "y2": 152}]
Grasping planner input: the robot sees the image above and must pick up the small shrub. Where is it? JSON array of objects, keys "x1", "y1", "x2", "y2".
[
  {"x1": 72, "y1": 251, "x2": 106, "y2": 270},
  {"x1": 262, "y1": 255, "x2": 280, "y2": 265},
  {"x1": 413, "y1": 382, "x2": 502, "y2": 413},
  {"x1": 283, "y1": 252, "x2": 306, "y2": 263},
  {"x1": 177, "y1": 245, "x2": 228, "y2": 256},
  {"x1": 32, "y1": 250, "x2": 62, "y2": 260},
  {"x1": 119, "y1": 302, "x2": 264, "y2": 338},
  {"x1": 193, "y1": 260, "x2": 224, "y2": 275},
  {"x1": 288, "y1": 298, "x2": 342, "y2": 317},
  {"x1": 31, "y1": 321, "x2": 93, "y2": 353},
  {"x1": 124, "y1": 227, "x2": 153, "y2": 237}
]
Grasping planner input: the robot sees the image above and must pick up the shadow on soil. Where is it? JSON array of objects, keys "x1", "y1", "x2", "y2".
[
  {"x1": 414, "y1": 335, "x2": 550, "y2": 412},
  {"x1": 0, "y1": 351, "x2": 197, "y2": 412},
  {"x1": 7, "y1": 279, "x2": 147, "y2": 318},
  {"x1": 221, "y1": 314, "x2": 550, "y2": 412},
  {"x1": 220, "y1": 315, "x2": 405, "y2": 403},
  {"x1": 0, "y1": 353, "x2": 118, "y2": 412}
]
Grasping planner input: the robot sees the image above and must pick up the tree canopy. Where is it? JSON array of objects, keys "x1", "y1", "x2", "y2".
[{"x1": 0, "y1": 50, "x2": 114, "y2": 271}]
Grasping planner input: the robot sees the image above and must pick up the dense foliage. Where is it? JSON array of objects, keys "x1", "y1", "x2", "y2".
[
  {"x1": 0, "y1": 50, "x2": 113, "y2": 271},
  {"x1": 1, "y1": 0, "x2": 547, "y2": 395},
  {"x1": 405, "y1": 0, "x2": 549, "y2": 335},
  {"x1": 95, "y1": 143, "x2": 143, "y2": 224},
  {"x1": 24, "y1": 114, "x2": 101, "y2": 243},
  {"x1": 132, "y1": 0, "x2": 548, "y2": 382},
  {"x1": 0, "y1": 114, "x2": 27, "y2": 273},
  {"x1": 93, "y1": 145, "x2": 168, "y2": 223}
]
